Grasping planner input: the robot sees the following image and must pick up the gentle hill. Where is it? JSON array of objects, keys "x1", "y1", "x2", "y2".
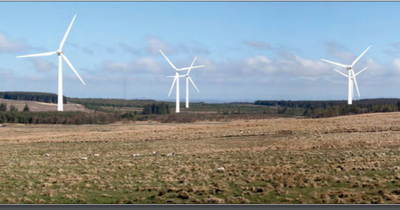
[
  {"x1": 67, "y1": 98, "x2": 158, "y2": 113},
  {"x1": 0, "y1": 98, "x2": 91, "y2": 113}
]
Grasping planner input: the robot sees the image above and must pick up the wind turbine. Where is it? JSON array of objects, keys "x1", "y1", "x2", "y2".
[
  {"x1": 321, "y1": 46, "x2": 371, "y2": 105},
  {"x1": 16, "y1": 14, "x2": 85, "y2": 112},
  {"x1": 169, "y1": 57, "x2": 203, "y2": 109},
  {"x1": 159, "y1": 50, "x2": 204, "y2": 113}
]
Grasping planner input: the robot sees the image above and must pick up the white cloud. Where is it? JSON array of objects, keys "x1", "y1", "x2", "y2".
[
  {"x1": 392, "y1": 58, "x2": 400, "y2": 72},
  {"x1": 245, "y1": 55, "x2": 275, "y2": 74},
  {"x1": 384, "y1": 42, "x2": 400, "y2": 57},
  {"x1": 243, "y1": 40, "x2": 271, "y2": 50},
  {"x1": 28, "y1": 58, "x2": 56, "y2": 72},
  {"x1": 0, "y1": 69, "x2": 13, "y2": 78},
  {"x1": 0, "y1": 32, "x2": 31, "y2": 53},
  {"x1": 146, "y1": 36, "x2": 210, "y2": 55},
  {"x1": 118, "y1": 42, "x2": 141, "y2": 55},
  {"x1": 96, "y1": 57, "x2": 162, "y2": 74},
  {"x1": 133, "y1": 57, "x2": 162, "y2": 73},
  {"x1": 324, "y1": 40, "x2": 355, "y2": 63},
  {"x1": 102, "y1": 36, "x2": 210, "y2": 58},
  {"x1": 194, "y1": 57, "x2": 218, "y2": 72},
  {"x1": 147, "y1": 36, "x2": 171, "y2": 55},
  {"x1": 293, "y1": 56, "x2": 330, "y2": 76},
  {"x1": 176, "y1": 41, "x2": 210, "y2": 55},
  {"x1": 247, "y1": 55, "x2": 271, "y2": 65},
  {"x1": 105, "y1": 47, "x2": 116, "y2": 54},
  {"x1": 26, "y1": 74, "x2": 44, "y2": 81},
  {"x1": 238, "y1": 53, "x2": 330, "y2": 79},
  {"x1": 67, "y1": 42, "x2": 93, "y2": 55},
  {"x1": 98, "y1": 60, "x2": 130, "y2": 73}
]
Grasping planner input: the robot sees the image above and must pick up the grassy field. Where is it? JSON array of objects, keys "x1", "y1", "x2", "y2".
[{"x1": 1, "y1": 113, "x2": 400, "y2": 204}]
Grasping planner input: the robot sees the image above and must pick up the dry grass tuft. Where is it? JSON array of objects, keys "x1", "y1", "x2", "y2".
[{"x1": 204, "y1": 196, "x2": 225, "y2": 204}]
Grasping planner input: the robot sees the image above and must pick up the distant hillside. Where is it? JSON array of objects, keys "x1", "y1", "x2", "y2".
[
  {"x1": 255, "y1": 99, "x2": 400, "y2": 118},
  {"x1": 0, "y1": 98, "x2": 91, "y2": 113},
  {"x1": 67, "y1": 98, "x2": 158, "y2": 112}
]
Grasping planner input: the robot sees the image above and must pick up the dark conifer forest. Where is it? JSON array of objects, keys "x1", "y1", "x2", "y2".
[{"x1": 0, "y1": 92, "x2": 66, "y2": 104}]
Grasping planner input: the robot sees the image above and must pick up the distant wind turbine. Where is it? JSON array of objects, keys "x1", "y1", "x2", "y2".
[
  {"x1": 321, "y1": 46, "x2": 371, "y2": 105},
  {"x1": 16, "y1": 14, "x2": 85, "y2": 111},
  {"x1": 159, "y1": 50, "x2": 204, "y2": 113},
  {"x1": 169, "y1": 57, "x2": 203, "y2": 109}
]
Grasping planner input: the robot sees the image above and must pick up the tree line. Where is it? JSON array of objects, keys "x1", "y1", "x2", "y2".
[
  {"x1": 0, "y1": 111, "x2": 121, "y2": 124},
  {"x1": 255, "y1": 99, "x2": 400, "y2": 109},
  {"x1": 68, "y1": 98, "x2": 158, "y2": 112},
  {"x1": 0, "y1": 101, "x2": 171, "y2": 124},
  {"x1": 0, "y1": 91, "x2": 66, "y2": 104},
  {"x1": 0, "y1": 102, "x2": 30, "y2": 112},
  {"x1": 301, "y1": 103, "x2": 400, "y2": 118},
  {"x1": 256, "y1": 99, "x2": 400, "y2": 118},
  {"x1": 0, "y1": 101, "x2": 121, "y2": 124},
  {"x1": 142, "y1": 103, "x2": 170, "y2": 115}
]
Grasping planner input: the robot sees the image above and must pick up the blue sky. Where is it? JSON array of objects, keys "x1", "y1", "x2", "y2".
[{"x1": 1, "y1": 2, "x2": 400, "y2": 102}]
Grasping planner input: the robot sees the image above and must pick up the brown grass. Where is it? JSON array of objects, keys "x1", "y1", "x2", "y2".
[{"x1": 1, "y1": 112, "x2": 400, "y2": 203}]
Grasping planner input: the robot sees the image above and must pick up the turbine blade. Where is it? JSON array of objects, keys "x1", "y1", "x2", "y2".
[
  {"x1": 61, "y1": 53, "x2": 85, "y2": 85},
  {"x1": 321, "y1": 59, "x2": 348, "y2": 68},
  {"x1": 187, "y1": 57, "x2": 197, "y2": 75},
  {"x1": 333, "y1": 69, "x2": 348, "y2": 78},
  {"x1": 168, "y1": 76, "x2": 177, "y2": 97},
  {"x1": 60, "y1": 14, "x2": 77, "y2": 50},
  {"x1": 352, "y1": 70, "x2": 361, "y2": 97},
  {"x1": 189, "y1": 77, "x2": 200, "y2": 93},
  {"x1": 178, "y1": 65, "x2": 205, "y2": 71},
  {"x1": 354, "y1": 67, "x2": 368, "y2": 77},
  {"x1": 159, "y1": 50, "x2": 178, "y2": 70},
  {"x1": 351, "y1": 45, "x2": 371, "y2": 67},
  {"x1": 16, "y1": 51, "x2": 57, "y2": 58}
]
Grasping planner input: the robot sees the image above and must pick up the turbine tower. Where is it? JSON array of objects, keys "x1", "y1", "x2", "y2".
[
  {"x1": 159, "y1": 50, "x2": 204, "y2": 113},
  {"x1": 16, "y1": 14, "x2": 85, "y2": 112},
  {"x1": 321, "y1": 46, "x2": 371, "y2": 105}
]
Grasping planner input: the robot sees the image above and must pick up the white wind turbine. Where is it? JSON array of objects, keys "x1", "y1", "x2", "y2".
[
  {"x1": 159, "y1": 50, "x2": 204, "y2": 113},
  {"x1": 16, "y1": 14, "x2": 85, "y2": 112},
  {"x1": 321, "y1": 46, "x2": 371, "y2": 105},
  {"x1": 169, "y1": 57, "x2": 203, "y2": 109}
]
